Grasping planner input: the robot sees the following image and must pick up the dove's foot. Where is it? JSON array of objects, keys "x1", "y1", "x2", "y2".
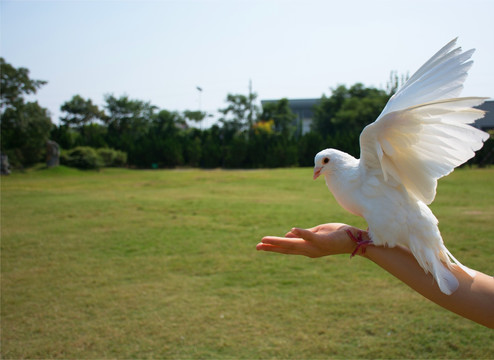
[{"x1": 345, "y1": 229, "x2": 373, "y2": 258}]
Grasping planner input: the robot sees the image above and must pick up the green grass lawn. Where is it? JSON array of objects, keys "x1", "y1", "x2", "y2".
[{"x1": 1, "y1": 166, "x2": 493, "y2": 359}]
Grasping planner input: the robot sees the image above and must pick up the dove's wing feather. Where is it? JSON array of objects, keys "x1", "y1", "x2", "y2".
[
  {"x1": 377, "y1": 38, "x2": 474, "y2": 119},
  {"x1": 360, "y1": 97, "x2": 489, "y2": 204},
  {"x1": 359, "y1": 38, "x2": 489, "y2": 204}
]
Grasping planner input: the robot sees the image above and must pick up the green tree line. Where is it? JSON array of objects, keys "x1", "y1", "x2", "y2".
[{"x1": 1, "y1": 58, "x2": 492, "y2": 170}]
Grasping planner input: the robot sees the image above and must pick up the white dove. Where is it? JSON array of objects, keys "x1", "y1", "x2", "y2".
[{"x1": 313, "y1": 38, "x2": 489, "y2": 295}]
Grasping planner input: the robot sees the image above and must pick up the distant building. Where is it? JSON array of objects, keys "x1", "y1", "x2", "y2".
[
  {"x1": 261, "y1": 98, "x2": 320, "y2": 135},
  {"x1": 261, "y1": 98, "x2": 494, "y2": 134},
  {"x1": 476, "y1": 100, "x2": 494, "y2": 131}
]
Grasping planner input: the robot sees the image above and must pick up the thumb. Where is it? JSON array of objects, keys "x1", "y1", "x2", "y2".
[{"x1": 291, "y1": 227, "x2": 316, "y2": 241}]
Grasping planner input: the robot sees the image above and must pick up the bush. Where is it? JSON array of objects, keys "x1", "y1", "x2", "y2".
[
  {"x1": 60, "y1": 147, "x2": 127, "y2": 169},
  {"x1": 61, "y1": 147, "x2": 103, "y2": 170},
  {"x1": 97, "y1": 148, "x2": 127, "y2": 167}
]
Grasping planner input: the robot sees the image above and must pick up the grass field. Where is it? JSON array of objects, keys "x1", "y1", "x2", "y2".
[{"x1": 1, "y1": 166, "x2": 493, "y2": 359}]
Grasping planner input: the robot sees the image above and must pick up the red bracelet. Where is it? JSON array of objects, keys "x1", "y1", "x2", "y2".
[{"x1": 345, "y1": 229, "x2": 373, "y2": 258}]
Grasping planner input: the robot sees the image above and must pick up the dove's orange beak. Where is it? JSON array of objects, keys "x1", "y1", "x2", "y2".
[{"x1": 313, "y1": 166, "x2": 322, "y2": 180}]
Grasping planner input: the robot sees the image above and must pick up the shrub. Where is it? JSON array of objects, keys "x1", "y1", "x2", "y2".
[
  {"x1": 97, "y1": 148, "x2": 127, "y2": 167},
  {"x1": 61, "y1": 147, "x2": 103, "y2": 170}
]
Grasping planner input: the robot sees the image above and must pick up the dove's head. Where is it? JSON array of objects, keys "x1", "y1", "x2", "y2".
[{"x1": 313, "y1": 148, "x2": 353, "y2": 180}]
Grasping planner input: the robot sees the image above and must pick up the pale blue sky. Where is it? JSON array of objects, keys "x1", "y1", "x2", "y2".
[{"x1": 1, "y1": 0, "x2": 493, "y2": 126}]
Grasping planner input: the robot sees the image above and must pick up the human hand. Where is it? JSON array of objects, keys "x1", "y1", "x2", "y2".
[{"x1": 257, "y1": 223, "x2": 368, "y2": 258}]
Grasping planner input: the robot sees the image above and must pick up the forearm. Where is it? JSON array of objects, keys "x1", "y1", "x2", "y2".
[{"x1": 362, "y1": 243, "x2": 494, "y2": 329}]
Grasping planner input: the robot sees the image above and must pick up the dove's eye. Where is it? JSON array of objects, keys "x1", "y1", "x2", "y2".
[{"x1": 323, "y1": 157, "x2": 330, "y2": 164}]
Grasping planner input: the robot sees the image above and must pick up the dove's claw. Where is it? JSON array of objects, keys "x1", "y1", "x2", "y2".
[{"x1": 345, "y1": 229, "x2": 373, "y2": 258}]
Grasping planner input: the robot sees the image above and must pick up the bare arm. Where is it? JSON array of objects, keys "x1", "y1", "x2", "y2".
[{"x1": 257, "y1": 224, "x2": 494, "y2": 329}]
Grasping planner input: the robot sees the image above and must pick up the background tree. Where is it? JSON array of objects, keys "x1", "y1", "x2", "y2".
[
  {"x1": 385, "y1": 70, "x2": 409, "y2": 97},
  {"x1": 0, "y1": 58, "x2": 47, "y2": 110},
  {"x1": 297, "y1": 131, "x2": 325, "y2": 166},
  {"x1": 104, "y1": 94, "x2": 156, "y2": 166},
  {"x1": 0, "y1": 58, "x2": 52, "y2": 167},
  {"x1": 218, "y1": 92, "x2": 259, "y2": 133},
  {"x1": 60, "y1": 95, "x2": 106, "y2": 128},
  {"x1": 311, "y1": 83, "x2": 389, "y2": 156},
  {"x1": 183, "y1": 110, "x2": 206, "y2": 129},
  {"x1": 200, "y1": 125, "x2": 224, "y2": 168},
  {"x1": 330, "y1": 83, "x2": 389, "y2": 134},
  {"x1": 311, "y1": 85, "x2": 348, "y2": 137},
  {"x1": 145, "y1": 110, "x2": 186, "y2": 167},
  {"x1": 259, "y1": 98, "x2": 296, "y2": 137},
  {"x1": 58, "y1": 95, "x2": 107, "y2": 149}
]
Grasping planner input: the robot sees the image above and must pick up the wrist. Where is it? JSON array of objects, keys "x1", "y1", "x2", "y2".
[{"x1": 344, "y1": 227, "x2": 373, "y2": 257}]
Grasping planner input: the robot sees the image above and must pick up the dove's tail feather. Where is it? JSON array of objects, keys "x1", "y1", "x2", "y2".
[
  {"x1": 409, "y1": 234, "x2": 463, "y2": 295},
  {"x1": 429, "y1": 249, "x2": 459, "y2": 295}
]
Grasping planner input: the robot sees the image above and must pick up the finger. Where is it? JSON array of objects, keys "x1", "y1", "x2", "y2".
[
  {"x1": 260, "y1": 236, "x2": 305, "y2": 248},
  {"x1": 285, "y1": 226, "x2": 305, "y2": 237},
  {"x1": 285, "y1": 230, "x2": 298, "y2": 238},
  {"x1": 307, "y1": 225, "x2": 322, "y2": 233},
  {"x1": 290, "y1": 228, "x2": 316, "y2": 241},
  {"x1": 256, "y1": 243, "x2": 306, "y2": 256}
]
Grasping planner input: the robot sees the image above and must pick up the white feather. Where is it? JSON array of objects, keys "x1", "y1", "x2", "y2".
[
  {"x1": 378, "y1": 38, "x2": 475, "y2": 118},
  {"x1": 360, "y1": 97, "x2": 488, "y2": 204}
]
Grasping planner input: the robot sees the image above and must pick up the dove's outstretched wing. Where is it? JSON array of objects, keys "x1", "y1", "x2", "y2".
[
  {"x1": 359, "y1": 39, "x2": 489, "y2": 204},
  {"x1": 360, "y1": 98, "x2": 488, "y2": 204},
  {"x1": 378, "y1": 37, "x2": 474, "y2": 117}
]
